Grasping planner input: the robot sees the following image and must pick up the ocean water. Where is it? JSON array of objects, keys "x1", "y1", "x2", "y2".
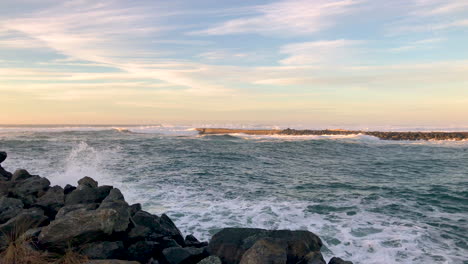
[{"x1": 0, "y1": 125, "x2": 467, "y2": 264}]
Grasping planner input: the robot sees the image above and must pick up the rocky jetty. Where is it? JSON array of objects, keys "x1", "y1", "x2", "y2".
[
  {"x1": 0, "y1": 152, "x2": 353, "y2": 264},
  {"x1": 196, "y1": 128, "x2": 468, "y2": 141}
]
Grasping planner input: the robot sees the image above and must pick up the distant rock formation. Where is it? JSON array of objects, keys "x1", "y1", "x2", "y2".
[
  {"x1": 0, "y1": 151, "x2": 353, "y2": 264},
  {"x1": 196, "y1": 128, "x2": 468, "y2": 141}
]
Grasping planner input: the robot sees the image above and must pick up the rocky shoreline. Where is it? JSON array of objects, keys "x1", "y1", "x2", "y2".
[
  {"x1": 196, "y1": 128, "x2": 468, "y2": 141},
  {"x1": 0, "y1": 151, "x2": 352, "y2": 264}
]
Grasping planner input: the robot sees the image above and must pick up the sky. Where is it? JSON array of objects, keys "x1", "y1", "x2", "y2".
[{"x1": 0, "y1": 0, "x2": 467, "y2": 126}]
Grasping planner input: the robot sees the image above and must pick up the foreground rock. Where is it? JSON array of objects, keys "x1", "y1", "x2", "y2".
[{"x1": 0, "y1": 151, "x2": 354, "y2": 264}]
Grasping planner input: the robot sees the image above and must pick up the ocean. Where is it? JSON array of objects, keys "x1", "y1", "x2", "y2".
[{"x1": 0, "y1": 125, "x2": 467, "y2": 264}]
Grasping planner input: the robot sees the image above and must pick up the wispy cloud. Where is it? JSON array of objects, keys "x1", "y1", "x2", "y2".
[
  {"x1": 279, "y1": 39, "x2": 363, "y2": 65},
  {"x1": 389, "y1": 37, "x2": 444, "y2": 52},
  {"x1": 191, "y1": 0, "x2": 362, "y2": 36}
]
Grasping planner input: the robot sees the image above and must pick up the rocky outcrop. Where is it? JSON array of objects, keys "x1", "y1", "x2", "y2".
[
  {"x1": 196, "y1": 128, "x2": 468, "y2": 141},
  {"x1": 0, "y1": 151, "x2": 354, "y2": 264}
]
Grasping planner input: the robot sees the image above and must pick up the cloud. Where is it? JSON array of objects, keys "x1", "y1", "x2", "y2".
[
  {"x1": 279, "y1": 39, "x2": 363, "y2": 65},
  {"x1": 191, "y1": 0, "x2": 361, "y2": 36},
  {"x1": 411, "y1": 0, "x2": 468, "y2": 16},
  {"x1": 389, "y1": 37, "x2": 444, "y2": 52}
]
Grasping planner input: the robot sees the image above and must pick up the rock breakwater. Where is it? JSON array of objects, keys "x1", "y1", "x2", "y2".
[
  {"x1": 0, "y1": 152, "x2": 353, "y2": 264},
  {"x1": 196, "y1": 128, "x2": 468, "y2": 141}
]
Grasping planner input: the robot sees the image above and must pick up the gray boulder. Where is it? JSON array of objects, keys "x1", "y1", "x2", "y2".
[
  {"x1": 55, "y1": 203, "x2": 99, "y2": 218},
  {"x1": 297, "y1": 252, "x2": 326, "y2": 264},
  {"x1": 38, "y1": 208, "x2": 125, "y2": 251},
  {"x1": 0, "y1": 208, "x2": 48, "y2": 237},
  {"x1": 130, "y1": 211, "x2": 184, "y2": 245},
  {"x1": 197, "y1": 256, "x2": 222, "y2": 264},
  {"x1": 65, "y1": 185, "x2": 111, "y2": 205},
  {"x1": 126, "y1": 240, "x2": 160, "y2": 263},
  {"x1": 78, "y1": 176, "x2": 98, "y2": 189},
  {"x1": 35, "y1": 185, "x2": 65, "y2": 217},
  {"x1": 12, "y1": 169, "x2": 34, "y2": 181},
  {"x1": 208, "y1": 228, "x2": 323, "y2": 264},
  {"x1": 97, "y1": 188, "x2": 131, "y2": 232},
  {"x1": 0, "y1": 196, "x2": 24, "y2": 224},
  {"x1": 162, "y1": 246, "x2": 208, "y2": 264},
  {"x1": 328, "y1": 257, "x2": 353, "y2": 264},
  {"x1": 0, "y1": 151, "x2": 6, "y2": 163},
  {"x1": 8, "y1": 175, "x2": 50, "y2": 206},
  {"x1": 80, "y1": 241, "x2": 125, "y2": 259},
  {"x1": 239, "y1": 238, "x2": 287, "y2": 264}
]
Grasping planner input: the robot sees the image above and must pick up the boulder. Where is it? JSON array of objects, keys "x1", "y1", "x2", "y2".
[
  {"x1": 208, "y1": 228, "x2": 322, "y2": 264},
  {"x1": 197, "y1": 256, "x2": 222, "y2": 264},
  {"x1": 162, "y1": 246, "x2": 208, "y2": 264},
  {"x1": 0, "y1": 151, "x2": 6, "y2": 163},
  {"x1": 130, "y1": 211, "x2": 184, "y2": 245},
  {"x1": 297, "y1": 252, "x2": 326, "y2": 264},
  {"x1": 8, "y1": 175, "x2": 50, "y2": 206},
  {"x1": 35, "y1": 185, "x2": 65, "y2": 217},
  {"x1": 328, "y1": 257, "x2": 353, "y2": 264},
  {"x1": 126, "y1": 240, "x2": 160, "y2": 263},
  {"x1": 97, "y1": 188, "x2": 130, "y2": 233},
  {"x1": 0, "y1": 166, "x2": 12, "y2": 181},
  {"x1": 0, "y1": 196, "x2": 24, "y2": 224},
  {"x1": 78, "y1": 176, "x2": 98, "y2": 188},
  {"x1": 185, "y1": 234, "x2": 208, "y2": 248},
  {"x1": 80, "y1": 241, "x2": 125, "y2": 259},
  {"x1": 65, "y1": 185, "x2": 111, "y2": 205},
  {"x1": 64, "y1": 184, "x2": 76, "y2": 195},
  {"x1": 55, "y1": 203, "x2": 99, "y2": 218},
  {"x1": 85, "y1": 260, "x2": 139, "y2": 264},
  {"x1": 129, "y1": 203, "x2": 142, "y2": 216},
  {"x1": 38, "y1": 208, "x2": 124, "y2": 251},
  {"x1": 239, "y1": 238, "x2": 287, "y2": 264},
  {"x1": 0, "y1": 208, "x2": 48, "y2": 237},
  {"x1": 12, "y1": 169, "x2": 34, "y2": 181}
]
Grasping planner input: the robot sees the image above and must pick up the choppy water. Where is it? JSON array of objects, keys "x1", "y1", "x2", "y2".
[{"x1": 0, "y1": 125, "x2": 467, "y2": 264}]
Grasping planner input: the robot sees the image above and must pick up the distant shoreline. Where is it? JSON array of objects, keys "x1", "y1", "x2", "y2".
[{"x1": 196, "y1": 128, "x2": 468, "y2": 141}]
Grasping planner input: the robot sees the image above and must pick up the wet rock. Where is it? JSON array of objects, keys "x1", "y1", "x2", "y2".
[
  {"x1": 85, "y1": 260, "x2": 139, "y2": 264},
  {"x1": 78, "y1": 176, "x2": 98, "y2": 188},
  {"x1": 297, "y1": 252, "x2": 326, "y2": 264},
  {"x1": 80, "y1": 241, "x2": 125, "y2": 259},
  {"x1": 162, "y1": 246, "x2": 208, "y2": 264},
  {"x1": 129, "y1": 203, "x2": 142, "y2": 216},
  {"x1": 197, "y1": 256, "x2": 222, "y2": 264},
  {"x1": 126, "y1": 240, "x2": 160, "y2": 263},
  {"x1": 98, "y1": 188, "x2": 130, "y2": 232},
  {"x1": 12, "y1": 169, "x2": 34, "y2": 181},
  {"x1": 35, "y1": 185, "x2": 65, "y2": 217},
  {"x1": 0, "y1": 196, "x2": 24, "y2": 224},
  {"x1": 185, "y1": 234, "x2": 208, "y2": 248},
  {"x1": 8, "y1": 176, "x2": 50, "y2": 206},
  {"x1": 239, "y1": 238, "x2": 287, "y2": 264},
  {"x1": 55, "y1": 203, "x2": 99, "y2": 218},
  {"x1": 130, "y1": 211, "x2": 184, "y2": 245},
  {"x1": 65, "y1": 185, "x2": 111, "y2": 205},
  {"x1": 0, "y1": 151, "x2": 6, "y2": 163},
  {"x1": 64, "y1": 184, "x2": 76, "y2": 195},
  {"x1": 208, "y1": 228, "x2": 322, "y2": 264},
  {"x1": 0, "y1": 166, "x2": 12, "y2": 181},
  {"x1": 38, "y1": 208, "x2": 123, "y2": 251},
  {"x1": 328, "y1": 257, "x2": 353, "y2": 264},
  {"x1": 0, "y1": 208, "x2": 48, "y2": 237}
]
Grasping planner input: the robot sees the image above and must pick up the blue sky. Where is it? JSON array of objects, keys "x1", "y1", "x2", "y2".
[{"x1": 0, "y1": 0, "x2": 467, "y2": 126}]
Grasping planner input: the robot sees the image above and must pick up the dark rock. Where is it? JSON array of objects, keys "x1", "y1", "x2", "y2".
[
  {"x1": 129, "y1": 203, "x2": 142, "y2": 216},
  {"x1": 297, "y1": 252, "x2": 326, "y2": 264},
  {"x1": 8, "y1": 175, "x2": 50, "y2": 206},
  {"x1": 12, "y1": 169, "x2": 34, "y2": 181},
  {"x1": 162, "y1": 246, "x2": 208, "y2": 264},
  {"x1": 239, "y1": 238, "x2": 287, "y2": 264},
  {"x1": 64, "y1": 184, "x2": 76, "y2": 194},
  {"x1": 208, "y1": 228, "x2": 322, "y2": 264},
  {"x1": 55, "y1": 203, "x2": 99, "y2": 218},
  {"x1": 0, "y1": 151, "x2": 6, "y2": 163},
  {"x1": 328, "y1": 257, "x2": 353, "y2": 264},
  {"x1": 38, "y1": 208, "x2": 124, "y2": 251},
  {"x1": 85, "y1": 260, "x2": 139, "y2": 264},
  {"x1": 35, "y1": 185, "x2": 65, "y2": 217},
  {"x1": 98, "y1": 188, "x2": 130, "y2": 233},
  {"x1": 0, "y1": 208, "x2": 48, "y2": 237},
  {"x1": 126, "y1": 240, "x2": 160, "y2": 263},
  {"x1": 130, "y1": 211, "x2": 184, "y2": 245},
  {"x1": 197, "y1": 256, "x2": 222, "y2": 264},
  {"x1": 78, "y1": 176, "x2": 98, "y2": 188},
  {"x1": 0, "y1": 166, "x2": 12, "y2": 181},
  {"x1": 0, "y1": 196, "x2": 24, "y2": 224},
  {"x1": 80, "y1": 241, "x2": 125, "y2": 259},
  {"x1": 65, "y1": 185, "x2": 111, "y2": 205},
  {"x1": 185, "y1": 234, "x2": 208, "y2": 248}
]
